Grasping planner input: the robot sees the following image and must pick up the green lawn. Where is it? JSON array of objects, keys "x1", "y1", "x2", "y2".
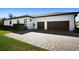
[
  {"x1": 0, "y1": 35, "x2": 47, "y2": 51},
  {"x1": 0, "y1": 30, "x2": 10, "y2": 34}
]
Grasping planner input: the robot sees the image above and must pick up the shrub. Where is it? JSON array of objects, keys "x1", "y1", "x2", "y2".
[
  {"x1": 75, "y1": 27, "x2": 79, "y2": 33},
  {"x1": 3, "y1": 26, "x2": 13, "y2": 30},
  {"x1": 13, "y1": 24, "x2": 27, "y2": 30}
]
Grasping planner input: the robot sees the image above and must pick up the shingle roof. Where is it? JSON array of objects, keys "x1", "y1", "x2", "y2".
[
  {"x1": 33, "y1": 12, "x2": 78, "y2": 18},
  {"x1": 4, "y1": 12, "x2": 78, "y2": 20}
]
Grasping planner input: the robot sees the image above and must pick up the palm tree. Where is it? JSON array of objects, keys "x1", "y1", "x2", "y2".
[
  {"x1": 0, "y1": 17, "x2": 6, "y2": 25},
  {"x1": 0, "y1": 17, "x2": 6, "y2": 28},
  {"x1": 8, "y1": 14, "x2": 13, "y2": 18}
]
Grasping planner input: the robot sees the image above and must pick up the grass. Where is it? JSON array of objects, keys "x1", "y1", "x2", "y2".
[
  {"x1": 0, "y1": 35, "x2": 47, "y2": 51},
  {"x1": 0, "y1": 30, "x2": 10, "y2": 34}
]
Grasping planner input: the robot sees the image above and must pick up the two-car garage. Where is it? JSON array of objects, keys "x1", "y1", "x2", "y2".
[{"x1": 37, "y1": 21, "x2": 69, "y2": 31}]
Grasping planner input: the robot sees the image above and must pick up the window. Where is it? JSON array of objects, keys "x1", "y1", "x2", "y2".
[
  {"x1": 10, "y1": 21, "x2": 12, "y2": 25},
  {"x1": 30, "y1": 19, "x2": 32, "y2": 21},
  {"x1": 33, "y1": 23, "x2": 35, "y2": 27},
  {"x1": 24, "y1": 19, "x2": 27, "y2": 25},
  {"x1": 17, "y1": 20, "x2": 19, "y2": 24}
]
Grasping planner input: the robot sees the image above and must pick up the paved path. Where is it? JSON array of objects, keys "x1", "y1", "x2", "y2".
[{"x1": 4, "y1": 31, "x2": 79, "y2": 51}]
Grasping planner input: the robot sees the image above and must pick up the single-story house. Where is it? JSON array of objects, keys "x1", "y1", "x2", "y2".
[{"x1": 4, "y1": 12, "x2": 78, "y2": 31}]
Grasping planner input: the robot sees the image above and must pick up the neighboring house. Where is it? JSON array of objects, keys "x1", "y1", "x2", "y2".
[{"x1": 4, "y1": 12, "x2": 78, "y2": 31}]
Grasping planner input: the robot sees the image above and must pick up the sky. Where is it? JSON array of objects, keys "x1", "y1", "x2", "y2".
[{"x1": 0, "y1": 8, "x2": 79, "y2": 21}]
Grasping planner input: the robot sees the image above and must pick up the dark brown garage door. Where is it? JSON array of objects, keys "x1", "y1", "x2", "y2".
[
  {"x1": 47, "y1": 21, "x2": 69, "y2": 30},
  {"x1": 37, "y1": 22, "x2": 44, "y2": 30}
]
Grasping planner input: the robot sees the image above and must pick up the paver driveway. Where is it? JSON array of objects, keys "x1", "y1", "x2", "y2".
[{"x1": 4, "y1": 30, "x2": 79, "y2": 51}]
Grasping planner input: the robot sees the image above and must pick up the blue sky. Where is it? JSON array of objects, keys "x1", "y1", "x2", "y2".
[{"x1": 0, "y1": 8, "x2": 79, "y2": 21}]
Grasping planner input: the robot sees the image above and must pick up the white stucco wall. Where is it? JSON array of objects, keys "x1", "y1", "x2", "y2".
[
  {"x1": 26, "y1": 17, "x2": 33, "y2": 29},
  {"x1": 12, "y1": 18, "x2": 25, "y2": 24},
  {"x1": 33, "y1": 14, "x2": 75, "y2": 31},
  {"x1": 4, "y1": 18, "x2": 26, "y2": 26},
  {"x1": 4, "y1": 20, "x2": 13, "y2": 26}
]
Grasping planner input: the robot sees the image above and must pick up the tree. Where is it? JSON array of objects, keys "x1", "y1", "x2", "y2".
[
  {"x1": 8, "y1": 14, "x2": 13, "y2": 18},
  {"x1": 0, "y1": 17, "x2": 6, "y2": 25}
]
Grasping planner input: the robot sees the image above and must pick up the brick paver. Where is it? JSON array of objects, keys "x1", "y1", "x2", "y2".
[{"x1": 4, "y1": 32, "x2": 79, "y2": 51}]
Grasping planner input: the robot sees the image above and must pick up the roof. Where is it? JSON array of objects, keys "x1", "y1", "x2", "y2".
[
  {"x1": 5, "y1": 15, "x2": 32, "y2": 20},
  {"x1": 4, "y1": 12, "x2": 78, "y2": 20},
  {"x1": 33, "y1": 12, "x2": 78, "y2": 18}
]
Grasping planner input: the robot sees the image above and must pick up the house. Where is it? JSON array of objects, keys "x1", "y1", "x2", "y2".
[{"x1": 4, "y1": 12, "x2": 78, "y2": 31}]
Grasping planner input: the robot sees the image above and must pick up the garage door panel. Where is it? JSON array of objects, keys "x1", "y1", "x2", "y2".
[{"x1": 47, "y1": 21, "x2": 69, "y2": 30}]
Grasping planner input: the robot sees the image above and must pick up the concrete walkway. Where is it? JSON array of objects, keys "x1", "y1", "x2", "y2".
[{"x1": 4, "y1": 31, "x2": 79, "y2": 51}]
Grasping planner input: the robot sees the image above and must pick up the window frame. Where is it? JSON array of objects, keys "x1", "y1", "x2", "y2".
[
  {"x1": 24, "y1": 19, "x2": 27, "y2": 25},
  {"x1": 9, "y1": 21, "x2": 12, "y2": 25},
  {"x1": 30, "y1": 19, "x2": 32, "y2": 21}
]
